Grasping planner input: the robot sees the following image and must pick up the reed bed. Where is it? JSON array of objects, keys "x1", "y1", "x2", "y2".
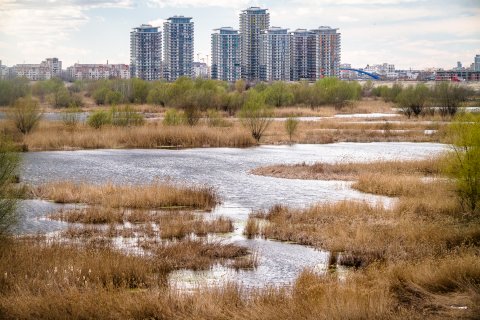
[
  {"x1": 22, "y1": 121, "x2": 254, "y2": 150},
  {"x1": 246, "y1": 169, "x2": 478, "y2": 268},
  {"x1": 34, "y1": 180, "x2": 219, "y2": 210},
  {"x1": 252, "y1": 158, "x2": 441, "y2": 181}
]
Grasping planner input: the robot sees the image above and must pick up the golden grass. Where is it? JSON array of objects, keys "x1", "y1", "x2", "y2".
[
  {"x1": 248, "y1": 159, "x2": 479, "y2": 269},
  {"x1": 34, "y1": 180, "x2": 219, "y2": 211},
  {"x1": 51, "y1": 209, "x2": 234, "y2": 240},
  {"x1": 21, "y1": 121, "x2": 254, "y2": 150},
  {"x1": 252, "y1": 158, "x2": 441, "y2": 181}
]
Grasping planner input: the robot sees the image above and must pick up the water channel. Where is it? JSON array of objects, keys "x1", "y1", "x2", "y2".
[{"x1": 18, "y1": 142, "x2": 446, "y2": 288}]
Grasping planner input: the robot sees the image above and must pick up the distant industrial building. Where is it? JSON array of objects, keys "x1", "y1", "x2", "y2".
[
  {"x1": 260, "y1": 27, "x2": 291, "y2": 82},
  {"x1": 13, "y1": 58, "x2": 62, "y2": 81},
  {"x1": 163, "y1": 16, "x2": 194, "y2": 81},
  {"x1": 211, "y1": 27, "x2": 241, "y2": 82},
  {"x1": 130, "y1": 24, "x2": 162, "y2": 81},
  {"x1": 240, "y1": 7, "x2": 270, "y2": 82},
  {"x1": 67, "y1": 63, "x2": 130, "y2": 80}
]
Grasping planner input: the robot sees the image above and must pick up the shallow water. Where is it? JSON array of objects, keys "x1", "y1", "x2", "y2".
[{"x1": 18, "y1": 142, "x2": 446, "y2": 287}]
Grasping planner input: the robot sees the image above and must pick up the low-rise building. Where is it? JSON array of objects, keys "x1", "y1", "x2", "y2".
[
  {"x1": 67, "y1": 63, "x2": 130, "y2": 80},
  {"x1": 13, "y1": 57, "x2": 62, "y2": 80}
]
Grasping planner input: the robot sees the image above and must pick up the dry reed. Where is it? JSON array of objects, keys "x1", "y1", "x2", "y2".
[{"x1": 34, "y1": 180, "x2": 219, "y2": 210}]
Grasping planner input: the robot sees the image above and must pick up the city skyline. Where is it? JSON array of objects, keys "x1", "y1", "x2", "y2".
[{"x1": 0, "y1": 0, "x2": 479, "y2": 69}]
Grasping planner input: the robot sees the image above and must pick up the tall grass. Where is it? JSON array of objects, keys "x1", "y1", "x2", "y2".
[
  {"x1": 34, "y1": 180, "x2": 219, "y2": 210},
  {"x1": 252, "y1": 158, "x2": 441, "y2": 181},
  {"x1": 23, "y1": 121, "x2": 254, "y2": 150}
]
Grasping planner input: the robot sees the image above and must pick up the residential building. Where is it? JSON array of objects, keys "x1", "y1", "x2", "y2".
[
  {"x1": 67, "y1": 63, "x2": 130, "y2": 80},
  {"x1": 211, "y1": 27, "x2": 241, "y2": 82},
  {"x1": 290, "y1": 29, "x2": 314, "y2": 81},
  {"x1": 193, "y1": 62, "x2": 209, "y2": 79},
  {"x1": 260, "y1": 27, "x2": 291, "y2": 82},
  {"x1": 239, "y1": 7, "x2": 270, "y2": 82},
  {"x1": 13, "y1": 57, "x2": 62, "y2": 80},
  {"x1": 130, "y1": 24, "x2": 162, "y2": 81},
  {"x1": 163, "y1": 16, "x2": 194, "y2": 81},
  {"x1": 310, "y1": 26, "x2": 341, "y2": 78},
  {"x1": 475, "y1": 54, "x2": 480, "y2": 72}
]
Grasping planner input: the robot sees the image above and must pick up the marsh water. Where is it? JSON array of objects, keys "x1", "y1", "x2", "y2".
[{"x1": 18, "y1": 142, "x2": 445, "y2": 288}]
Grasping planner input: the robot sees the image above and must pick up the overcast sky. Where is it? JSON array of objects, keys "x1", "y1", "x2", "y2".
[{"x1": 0, "y1": 0, "x2": 479, "y2": 69}]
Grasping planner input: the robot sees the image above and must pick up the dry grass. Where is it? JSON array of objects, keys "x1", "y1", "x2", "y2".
[
  {"x1": 51, "y1": 209, "x2": 234, "y2": 239},
  {"x1": 261, "y1": 120, "x2": 444, "y2": 145},
  {"x1": 21, "y1": 121, "x2": 254, "y2": 150},
  {"x1": 248, "y1": 159, "x2": 479, "y2": 269},
  {"x1": 252, "y1": 158, "x2": 441, "y2": 181},
  {"x1": 34, "y1": 180, "x2": 219, "y2": 211}
]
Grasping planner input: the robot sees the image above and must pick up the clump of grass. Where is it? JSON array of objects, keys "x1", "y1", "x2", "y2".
[
  {"x1": 252, "y1": 158, "x2": 441, "y2": 181},
  {"x1": 243, "y1": 217, "x2": 261, "y2": 239},
  {"x1": 151, "y1": 239, "x2": 250, "y2": 272},
  {"x1": 49, "y1": 206, "x2": 124, "y2": 224},
  {"x1": 34, "y1": 180, "x2": 219, "y2": 211},
  {"x1": 229, "y1": 252, "x2": 259, "y2": 270}
]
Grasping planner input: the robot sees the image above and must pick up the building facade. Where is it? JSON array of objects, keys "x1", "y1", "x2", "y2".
[
  {"x1": 163, "y1": 16, "x2": 194, "y2": 81},
  {"x1": 13, "y1": 57, "x2": 62, "y2": 80},
  {"x1": 130, "y1": 24, "x2": 162, "y2": 81},
  {"x1": 211, "y1": 27, "x2": 241, "y2": 82},
  {"x1": 239, "y1": 7, "x2": 270, "y2": 82},
  {"x1": 475, "y1": 54, "x2": 480, "y2": 72},
  {"x1": 290, "y1": 29, "x2": 315, "y2": 81},
  {"x1": 310, "y1": 26, "x2": 341, "y2": 79},
  {"x1": 67, "y1": 63, "x2": 130, "y2": 80},
  {"x1": 193, "y1": 62, "x2": 209, "y2": 78},
  {"x1": 260, "y1": 27, "x2": 291, "y2": 82}
]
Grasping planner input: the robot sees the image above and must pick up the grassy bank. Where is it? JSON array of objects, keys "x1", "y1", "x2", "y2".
[{"x1": 251, "y1": 158, "x2": 441, "y2": 180}]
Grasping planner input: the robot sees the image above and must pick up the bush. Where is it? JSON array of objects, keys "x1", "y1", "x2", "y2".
[
  {"x1": 285, "y1": 117, "x2": 299, "y2": 143},
  {"x1": 87, "y1": 110, "x2": 111, "y2": 129},
  {"x1": 206, "y1": 109, "x2": 229, "y2": 127},
  {"x1": 444, "y1": 114, "x2": 480, "y2": 213},
  {"x1": 264, "y1": 82, "x2": 294, "y2": 107},
  {"x1": 163, "y1": 108, "x2": 183, "y2": 126},
  {"x1": 9, "y1": 97, "x2": 42, "y2": 134},
  {"x1": 0, "y1": 137, "x2": 21, "y2": 236},
  {"x1": 110, "y1": 105, "x2": 144, "y2": 127},
  {"x1": 62, "y1": 105, "x2": 82, "y2": 129},
  {"x1": 432, "y1": 82, "x2": 469, "y2": 118},
  {"x1": 239, "y1": 91, "x2": 273, "y2": 142},
  {"x1": 0, "y1": 78, "x2": 30, "y2": 106},
  {"x1": 397, "y1": 84, "x2": 429, "y2": 118}
]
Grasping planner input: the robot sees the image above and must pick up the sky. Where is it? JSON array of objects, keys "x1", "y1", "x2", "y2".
[{"x1": 0, "y1": 0, "x2": 479, "y2": 70}]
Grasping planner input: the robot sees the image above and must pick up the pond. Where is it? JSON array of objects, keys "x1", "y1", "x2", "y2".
[{"x1": 18, "y1": 142, "x2": 446, "y2": 288}]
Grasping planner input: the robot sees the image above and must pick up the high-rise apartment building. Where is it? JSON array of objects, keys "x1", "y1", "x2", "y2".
[
  {"x1": 163, "y1": 16, "x2": 194, "y2": 81},
  {"x1": 239, "y1": 7, "x2": 270, "y2": 82},
  {"x1": 130, "y1": 24, "x2": 162, "y2": 81},
  {"x1": 260, "y1": 27, "x2": 291, "y2": 82},
  {"x1": 310, "y1": 26, "x2": 341, "y2": 78},
  {"x1": 291, "y1": 29, "x2": 315, "y2": 81},
  {"x1": 475, "y1": 54, "x2": 480, "y2": 72},
  {"x1": 211, "y1": 27, "x2": 241, "y2": 82}
]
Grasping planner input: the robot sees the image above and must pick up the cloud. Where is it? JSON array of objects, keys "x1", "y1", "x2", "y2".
[
  {"x1": 0, "y1": 0, "x2": 133, "y2": 64},
  {"x1": 146, "y1": 0, "x2": 253, "y2": 9}
]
